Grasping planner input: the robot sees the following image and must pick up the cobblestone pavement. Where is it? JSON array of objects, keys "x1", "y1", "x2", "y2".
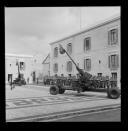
[{"x1": 6, "y1": 84, "x2": 121, "y2": 122}]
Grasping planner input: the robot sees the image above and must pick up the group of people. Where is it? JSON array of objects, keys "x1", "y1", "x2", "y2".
[{"x1": 9, "y1": 76, "x2": 41, "y2": 90}]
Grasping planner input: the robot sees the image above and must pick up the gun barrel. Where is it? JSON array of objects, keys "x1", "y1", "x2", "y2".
[
  {"x1": 65, "y1": 49, "x2": 92, "y2": 80},
  {"x1": 59, "y1": 44, "x2": 92, "y2": 80}
]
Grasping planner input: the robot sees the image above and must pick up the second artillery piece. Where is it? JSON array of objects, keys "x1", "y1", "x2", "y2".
[
  {"x1": 49, "y1": 45, "x2": 120, "y2": 99},
  {"x1": 10, "y1": 60, "x2": 26, "y2": 87}
]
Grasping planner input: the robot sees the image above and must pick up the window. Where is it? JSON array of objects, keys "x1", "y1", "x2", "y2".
[
  {"x1": 20, "y1": 62, "x2": 25, "y2": 70},
  {"x1": 84, "y1": 59, "x2": 91, "y2": 71},
  {"x1": 111, "y1": 72, "x2": 117, "y2": 87},
  {"x1": 67, "y1": 61, "x2": 72, "y2": 72},
  {"x1": 53, "y1": 63, "x2": 58, "y2": 73},
  {"x1": 84, "y1": 37, "x2": 91, "y2": 51},
  {"x1": 108, "y1": 28, "x2": 118, "y2": 45},
  {"x1": 108, "y1": 54, "x2": 119, "y2": 69},
  {"x1": 67, "y1": 43, "x2": 72, "y2": 54},
  {"x1": 98, "y1": 73, "x2": 102, "y2": 77},
  {"x1": 68, "y1": 74, "x2": 72, "y2": 77},
  {"x1": 8, "y1": 74, "x2": 12, "y2": 82},
  {"x1": 111, "y1": 72, "x2": 117, "y2": 80},
  {"x1": 54, "y1": 47, "x2": 58, "y2": 57}
]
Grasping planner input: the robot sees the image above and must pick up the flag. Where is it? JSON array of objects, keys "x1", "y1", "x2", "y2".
[{"x1": 59, "y1": 44, "x2": 66, "y2": 54}]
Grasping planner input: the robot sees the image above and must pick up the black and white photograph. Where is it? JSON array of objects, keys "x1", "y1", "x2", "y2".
[{"x1": 5, "y1": 6, "x2": 121, "y2": 122}]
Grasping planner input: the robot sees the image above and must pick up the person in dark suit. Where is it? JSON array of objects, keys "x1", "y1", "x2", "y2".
[{"x1": 10, "y1": 76, "x2": 15, "y2": 90}]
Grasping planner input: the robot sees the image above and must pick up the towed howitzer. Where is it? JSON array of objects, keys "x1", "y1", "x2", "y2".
[
  {"x1": 49, "y1": 44, "x2": 120, "y2": 99},
  {"x1": 11, "y1": 61, "x2": 26, "y2": 86}
]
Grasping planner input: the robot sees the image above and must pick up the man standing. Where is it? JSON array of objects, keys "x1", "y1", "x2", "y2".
[{"x1": 10, "y1": 76, "x2": 15, "y2": 90}]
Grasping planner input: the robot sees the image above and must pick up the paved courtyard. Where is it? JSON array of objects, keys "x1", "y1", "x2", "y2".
[{"x1": 6, "y1": 84, "x2": 121, "y2": 122}]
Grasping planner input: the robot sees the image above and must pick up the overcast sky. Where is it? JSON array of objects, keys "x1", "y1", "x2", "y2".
[{"x1": 5, "y1": 7, "x2": 120, "y2": 60}]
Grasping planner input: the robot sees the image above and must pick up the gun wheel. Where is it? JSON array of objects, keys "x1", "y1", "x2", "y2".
[
  {"x1": 50, "y1": 86, "x2": 59, "y2": 95},
  {"x1": 107, "y1": 87, "x2": 120, "y2": 99}
]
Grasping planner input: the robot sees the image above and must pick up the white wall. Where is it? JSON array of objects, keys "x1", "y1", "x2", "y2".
[
  {"x1": 5, "y1": 55, "x2": 34, "y2": 84},
  {"x1": 42, "y1": 64, "x2": 50, "y2": 76},
  {"x1": 33, "y1": 54, "x2": 44, "y2": 79}
]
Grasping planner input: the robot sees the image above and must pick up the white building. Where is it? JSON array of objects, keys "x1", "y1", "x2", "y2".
[
  {"x1": 49, "y1": 15, "x2": 121, "y2": 88},
  {"x1": 5, "y1": 53, "x2": 34, "y2": 84},
  {"x1": 32, "y1": 54, "x2": 44, "y2": 81}
]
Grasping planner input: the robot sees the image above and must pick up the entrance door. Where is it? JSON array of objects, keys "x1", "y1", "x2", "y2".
[
  {"x1": 8, "y1": 74, "x2": 12, "y2": 83},
  {"x1": 33, "y1": 72, "x2": 36, "y2": 82}
]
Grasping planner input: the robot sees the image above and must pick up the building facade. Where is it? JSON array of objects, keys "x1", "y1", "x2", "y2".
[
  {"x1": 49, "y1": 15, "x2": 121, "y2": 88},
  {"x1": 5, "y1": 53, "x2": 42, "y2": 84}
]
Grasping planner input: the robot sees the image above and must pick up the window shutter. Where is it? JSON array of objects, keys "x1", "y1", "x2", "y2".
[
  {"x1": 54, "y1": 47, "x2": 58, "y2": 57},
  {"x1": 23, "y1": 63, "x2": 25, "y2": 70},
  {"x1": 67, "y1": 62, "x2": 68, "y2": 72},
  {"x1": 70, "y1": 44, "x2": 72, "y2": 54},
  {"x1": 68, "y1": 62, "x2": 70, "y2": 72},
  {"x1": 67, "y1": 44, "x2": 69, "y2": 53},
  {"x1": 84, "y1": 59, "x2": 85, "y2": 70},
  {"x1": 108, "y1": 56, "x2": 111, "y2": 68},
  {"x1": 70, "y1": 62, "x2": 72, "y2": 72},
  {"x1": 20, "y1": 62, "x2": 22, "y2": 70},
  {"x1": 89, "y1": 59, "x2": 91, "y2": 70},
  {"x1": 108, "y1": 31, "x2": 111, "y2": 45},
  {"x1": 116, "y1": 54, "x2": 119, "y2": 68},
  {"x1": 89, "y1": 37, "x2": 91, "y2": 50},
  {"x1": 67, "y1": 61, "x2": 72, "y2": 72},
  {"x1": 84, "y1": 39, "x2": 86, "y2": 51},
  {"x1": 53, "y1": 63, "x2": 58, "y2": 73},
  {"x1": 67, "y1": 43, "x2": 72, "y2": 54},
  {"x1": 86, "y1": 59, "x2": 87, "y2": 70},
  {"x1": 116, "y1": 29, "x2": 118, "y2": 43}
]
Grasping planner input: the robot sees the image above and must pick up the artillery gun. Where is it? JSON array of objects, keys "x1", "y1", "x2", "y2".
[
  {"x1": 49, "y1": 45, "x2": 120, "y2": 99},
  {"x1": 11, "y1": 61, "x2": 26, "y2": 87}
]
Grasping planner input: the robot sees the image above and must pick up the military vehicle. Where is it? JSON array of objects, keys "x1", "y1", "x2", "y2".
[
  {"x1": 49, "y1": 44, "x2": 120, "y2": 99},
  {"x1": 11, "y1": 61, "x2": 26, "y2": 86}
]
